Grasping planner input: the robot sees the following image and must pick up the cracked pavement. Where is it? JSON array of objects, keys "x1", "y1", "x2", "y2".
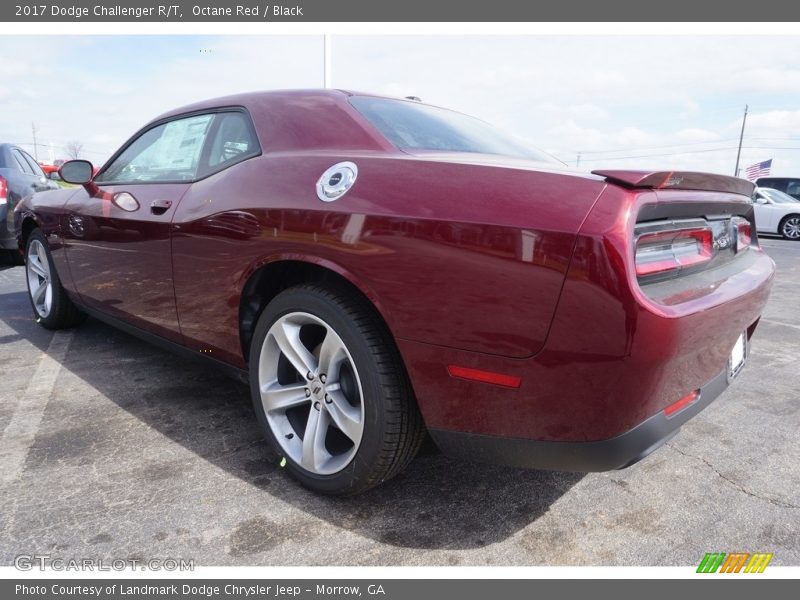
[{"x1": 0, "y1": 237, "x2": 797, "y2": 566}]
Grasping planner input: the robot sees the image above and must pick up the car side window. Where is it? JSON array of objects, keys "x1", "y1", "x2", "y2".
[
  {"x1": 768, "y1": 180, "x2": 787, "y2": 193},
  {"x1": 11, "y1": 149, "x2": 35, "y2": 175},
  {"x1": 787, "y1": 182, "x2": 800, "y2": 197},
  {"x1": 199, "y1": 111, "x2": 260, "y2": 177},
  {"x1": 96, "y1": 113, "x2": 214, "y2": 184},
  {"x1": 20, "y1": 150, "x2": 46, "y2": 178}
]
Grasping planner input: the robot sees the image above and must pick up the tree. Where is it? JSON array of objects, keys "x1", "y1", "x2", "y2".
[{"x1": 65, "y1": 141, "x2": 84, "y2": 159}]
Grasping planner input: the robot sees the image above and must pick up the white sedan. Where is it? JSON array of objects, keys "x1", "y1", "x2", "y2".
[{"x1": 752, "y1": 187, "x2": 800, "y2": 240}]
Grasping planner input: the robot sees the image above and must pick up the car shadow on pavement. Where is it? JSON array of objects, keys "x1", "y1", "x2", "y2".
[{"x1": 2, "y1": 286, "x2": 584, "y2": 551}]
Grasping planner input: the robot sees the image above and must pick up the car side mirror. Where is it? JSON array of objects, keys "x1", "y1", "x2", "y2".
[
  {"x1": 59, "y1": 160, "x2": 94, "y2": 185},
  {"x1": 755, "y1": 197, "x2": 768, "y2": 204}
]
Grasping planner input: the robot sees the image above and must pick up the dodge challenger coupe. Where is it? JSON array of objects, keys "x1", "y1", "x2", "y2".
[{"x1": 14, "y1": 90, "x2": 775, "y2": 495}]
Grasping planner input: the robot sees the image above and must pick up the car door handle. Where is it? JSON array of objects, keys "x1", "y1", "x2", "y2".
[{"x1": 150, "y1": 199, "x2": 173, "y2": 215}]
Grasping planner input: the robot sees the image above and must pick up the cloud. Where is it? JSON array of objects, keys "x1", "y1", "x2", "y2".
[
  {"x1": 534, "y1": 102, "x2": 609, "y2": 122},
  {"x1": 0, "y1": 35, "x2": 324, "y2": 162},
  {"x1": 89, "y1": 134, "x2": 116, "y2": 145},
  {"x1": 2, "y1": 34, "x2": 800, "y2": 176},
  {"x1": 743, "y1": 110, "x2": 800, "y2": 135}
]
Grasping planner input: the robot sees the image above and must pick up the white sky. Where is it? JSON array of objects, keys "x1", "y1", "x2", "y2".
[{"x1": 2, "y1": 35, "x2": 800, "y2": 177}]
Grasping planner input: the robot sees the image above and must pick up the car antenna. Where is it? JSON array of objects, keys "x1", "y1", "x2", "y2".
[{"x1": 405, "y1": 96, "x2": 422, "y2": 102}]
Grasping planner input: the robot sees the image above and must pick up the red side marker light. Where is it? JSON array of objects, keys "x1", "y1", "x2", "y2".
[
  {"x1": 447, "y1": 365, "x2": 521, "y2": 389},
  {"x1": 664, "y1": 389, "x2": 700, "y2": 417}
]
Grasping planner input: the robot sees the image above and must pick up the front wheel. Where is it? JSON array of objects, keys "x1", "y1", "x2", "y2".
[
  {"x1": 25, "y1": 229, "x2": 85, "y2": 329},
  {"x1": 780, "y1": 215, "x2": 800, "y2": 240},
  {"x1": 249, "y1": 283, "x2": 425, "y2": 495}
]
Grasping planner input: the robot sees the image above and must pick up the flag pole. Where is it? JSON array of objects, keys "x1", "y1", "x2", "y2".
[{"x1": 734, "y1": 104, "x2": 748, "y2": 177}]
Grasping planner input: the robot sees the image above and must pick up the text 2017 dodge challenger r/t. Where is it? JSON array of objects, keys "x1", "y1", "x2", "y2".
[{"x1": 14, "y1": 90, "x2": 774, "y2": 495}]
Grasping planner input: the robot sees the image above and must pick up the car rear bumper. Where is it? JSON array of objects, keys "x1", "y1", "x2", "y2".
[
  {"x1": 398, "y1": 187, "x2": 774, "y2": 465},
  {"x1": 429, "y1": 366, "x2": 730, "y2": 472}
]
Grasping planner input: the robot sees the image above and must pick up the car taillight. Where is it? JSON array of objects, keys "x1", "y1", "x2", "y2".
[
  {"x1": 733, "y1": 217, "x2": 751, "y2": 252},
  {"x1": 635, "y1": 226, "x2": 713, "y2": 277},
  {"x1": 0, "y1": 176, "x2": 7, "y2": 205}
]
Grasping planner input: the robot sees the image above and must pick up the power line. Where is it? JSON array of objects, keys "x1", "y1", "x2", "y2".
[
  {"x1": 746, "y1": 136, "x2": 800, "y2": 142},
  {"x1": 576, "y1": 147, "x2": 740, "y2": 163},
  {"x1": 567, "y1": 137, "x2": 800, "y2": 160},
  {"x1": 576, "y1": 145, "x2": 800, "y2": 163},
  {"x1": 568, "y1": 106, "x2": 800, "y2": 158},
  {"x1": 570, "y1": 136, "x2": 800, "y2": 158},
  {"x1": 744, "y1": 146, "x2": 800, "y2": 150},
  {"x1": 576, "y1": 137, "x2": 741, "y2": 155},
  {"x1": 9, "y1": 141, "x2": 109, "y2": 157}
]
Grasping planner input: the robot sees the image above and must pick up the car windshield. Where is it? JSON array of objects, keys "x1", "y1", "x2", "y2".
[
  {"x1": 350, "y1": 96, "x2": 556, "y2": 163},
  {"x1": 761, "y1": 188, "x2": 800, "y2": 203}
]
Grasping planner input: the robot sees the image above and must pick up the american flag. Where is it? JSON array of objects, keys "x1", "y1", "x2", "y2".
[{"x1": 745, "y1": 159, "x2": 772, "y2": 181}]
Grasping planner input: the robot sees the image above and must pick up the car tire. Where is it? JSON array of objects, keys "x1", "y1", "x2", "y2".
[
  {"x1": 779, "y1": 215, "x2": 800, "y2": 240},
  {"x1": 25, "y1": 229, "x2": 86, "y2": 329},
  {"x1": 249, "y1": 283, "x2": 426, "y2": 495}
]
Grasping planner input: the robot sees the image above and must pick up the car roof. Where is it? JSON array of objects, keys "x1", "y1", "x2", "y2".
[{"x1": 152, "y1": 89, "x2": 368, "y2": 122}]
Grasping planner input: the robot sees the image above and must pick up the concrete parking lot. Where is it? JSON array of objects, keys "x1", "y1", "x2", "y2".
[{"x1": 0, "y1": 239, "x2": 798, "y2": 567}]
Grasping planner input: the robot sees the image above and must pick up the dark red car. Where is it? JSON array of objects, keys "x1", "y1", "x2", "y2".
[
  {"x1": 14, "y1": 90, "x2": 775, "y2": 495},
  {"x1": 38, "y1": 160, "x2": 64, "y2": 178}
]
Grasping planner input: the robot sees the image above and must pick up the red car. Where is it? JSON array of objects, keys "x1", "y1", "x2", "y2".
[
  {"x1": 14, "y1": 90, "x2": 774, "y2": 495},
  {"x1": 39, "y1": 160, "x2": 64, "y2": 178}
]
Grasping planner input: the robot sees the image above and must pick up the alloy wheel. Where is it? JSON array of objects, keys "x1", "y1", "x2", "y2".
[
  {"x1": 258, "y1": 311, "x2": 365, "y2": 475},
  {"x1": 26, "y1": 239, "x2": 53, "y2": 318},
  {"x1": 783, "y1": 217, "x2": 800, "y2": 239}
]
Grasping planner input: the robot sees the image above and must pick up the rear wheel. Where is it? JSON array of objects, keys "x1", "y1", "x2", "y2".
[
  {"x1": 25, "y1": 229, "x2": 85, "y2": 329},
  {"x1": 780, "y1": 215, "x2": 800, "y2": 240},
  {"x1": 249, "y1": 283, "x2": 425, "y2": 495}
]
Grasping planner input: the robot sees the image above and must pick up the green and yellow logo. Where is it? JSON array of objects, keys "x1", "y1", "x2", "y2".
[{"x1": 697, "y1": 552, "x2": 773, "y2": 573}]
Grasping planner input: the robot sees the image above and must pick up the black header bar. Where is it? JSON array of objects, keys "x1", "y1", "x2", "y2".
[{"x1": 2, "y1": 0, "x2": 799, "y2": 22}]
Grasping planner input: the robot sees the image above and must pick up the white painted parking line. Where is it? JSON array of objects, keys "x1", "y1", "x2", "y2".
[{"x1": 0, "y1": 330, "x2": 73, "y2": 484}]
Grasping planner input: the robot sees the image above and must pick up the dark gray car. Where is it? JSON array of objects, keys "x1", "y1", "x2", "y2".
[{"x1": 0, "y1": 143, "x2": 58, "y2": 263}]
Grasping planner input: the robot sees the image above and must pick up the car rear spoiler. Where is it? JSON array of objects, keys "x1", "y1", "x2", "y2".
[{"x1": 592, "y1": 170, "x2": 755, "y2": 197}]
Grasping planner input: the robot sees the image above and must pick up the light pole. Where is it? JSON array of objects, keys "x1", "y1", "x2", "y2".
[
  {"x1": 324, "y1": 34, "x2": 332, "y2": 88},
  {"x1": 31, "y1": 122, "x2": 39, "y2": 161}
]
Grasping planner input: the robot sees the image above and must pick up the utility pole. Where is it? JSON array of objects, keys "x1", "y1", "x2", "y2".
[
  {"x1": 323, "y1": 34, "x2": 332, "y2": 88},
  {"x1": 576, "y1": 152, "x2": 581, "y2": 169},
  {"x1": 31, "y1": 122, "x2": 39, "y2": 161},
  {"x1": 734, "y1": 104, "x2": 748, "y2": 177}
]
